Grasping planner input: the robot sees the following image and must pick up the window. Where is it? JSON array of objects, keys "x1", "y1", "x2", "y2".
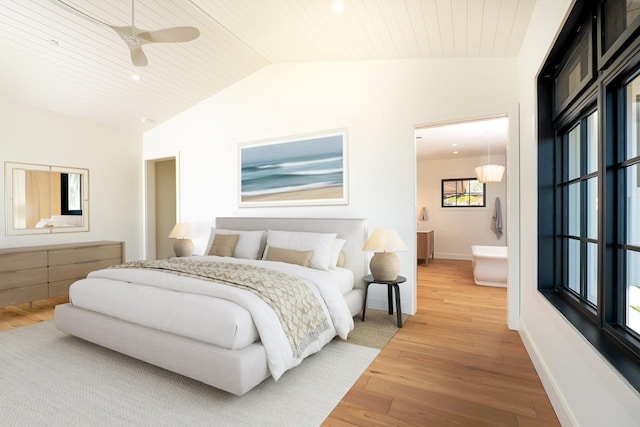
[
  {"x1": 60, "y1": 172, "x2": 82, "y2": 215},
  {"x1": 538, "y1": 0, "x2": 640, "y2": 393},
  {"x1": 621, "y1": 74, "x2": 640, "y2": 334},
  {"x1": 441, "y1": 178, "x2": 486, "y2": 207},
  {"x1": 600, "y1": 0, "x2": 640, "y2": 64},
  {"x1": 560, "y1": 111, "x2": 599, "y2": 305}
]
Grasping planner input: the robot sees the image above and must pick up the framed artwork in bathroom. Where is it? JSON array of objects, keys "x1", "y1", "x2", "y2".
[{"x1": 441, "y1": 178, "x2": 486, "y2": 207}]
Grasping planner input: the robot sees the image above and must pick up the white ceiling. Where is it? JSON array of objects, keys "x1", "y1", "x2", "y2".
[
  {"x1": 416, "y1": 116, "x2": 509, "y2": 161},
  {"x1": 0, "y1": 0, "x2": 535, "y2": 133}
]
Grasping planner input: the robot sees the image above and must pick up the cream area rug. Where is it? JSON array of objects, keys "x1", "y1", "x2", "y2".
[{"x1": 0, "y1": 321, "x2": 379, "y2": 427}]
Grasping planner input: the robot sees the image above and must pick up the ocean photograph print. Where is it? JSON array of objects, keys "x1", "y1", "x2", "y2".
[{"x1": 239, "y1": 130, "x2": 348, "y2": 207}]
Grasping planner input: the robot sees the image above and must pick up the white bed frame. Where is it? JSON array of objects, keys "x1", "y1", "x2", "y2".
[{"x1": 55, "y1": 217, "x2": 367, "y2": 395}]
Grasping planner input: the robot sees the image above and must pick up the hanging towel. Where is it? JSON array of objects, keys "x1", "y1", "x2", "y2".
[
  {"x1": 491, "y1": 197, "x2": 503, "y2": 239},
  {"x1": 419, "y1": 207, "x2": 428, "y2": 221}
]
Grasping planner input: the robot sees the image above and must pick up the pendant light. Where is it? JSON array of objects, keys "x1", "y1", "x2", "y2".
[{"x1": 475, "y1": 131, "x2": 505, "y2": 183}]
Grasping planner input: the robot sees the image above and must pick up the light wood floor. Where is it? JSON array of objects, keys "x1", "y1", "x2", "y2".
[
  {"x1": 0, "y1": 260, "x2": 559, "y2": 426},
  {"x1": 324, "y1": 259, "x2": 560, "y2": 426}
]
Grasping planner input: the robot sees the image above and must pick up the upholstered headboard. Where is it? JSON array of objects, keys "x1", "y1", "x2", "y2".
[{"x1": 215, "y1": 217, "x2": 368, "y2": 289}]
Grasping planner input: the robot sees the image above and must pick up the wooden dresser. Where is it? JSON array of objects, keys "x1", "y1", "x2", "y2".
[
  {"x1": 0, "y1": 241, "x2": 124, "y2": 307},
  {"x1": 417, "y1": 230, "x2": 434, "y2": 265}
]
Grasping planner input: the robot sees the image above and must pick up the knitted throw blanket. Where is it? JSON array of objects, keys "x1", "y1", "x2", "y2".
[{"x1": 111, "y1": 259, "x2": 331, "y2": 357}]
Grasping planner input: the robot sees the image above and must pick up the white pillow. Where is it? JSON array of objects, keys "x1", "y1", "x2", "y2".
[
  {"x1": 264, "y1": 230, "x2": 337, "y2": 271},
  {"x1": 329, "y1": 238, "x2": 346, "y2": 269},
  {"x1": 205, "y1": 228, "x2": 267, "y2": 260}
]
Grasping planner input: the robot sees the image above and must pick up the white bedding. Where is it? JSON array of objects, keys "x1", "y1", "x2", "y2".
[{"x1": 69, "y1": 256, "x2": 355, "y2": 381}]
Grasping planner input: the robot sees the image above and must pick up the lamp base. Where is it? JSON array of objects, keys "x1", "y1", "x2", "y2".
[
  {"x1": 369, "y1": 252, "x2": 400, "y2": 282},
  {"x1": 173, "y1": 239, "x2": 194, "y2": 257}
]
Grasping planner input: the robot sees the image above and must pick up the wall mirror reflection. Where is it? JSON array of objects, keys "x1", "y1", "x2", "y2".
[{"x1": 4, "y1": 162, "x2": 89, "y2": 235}]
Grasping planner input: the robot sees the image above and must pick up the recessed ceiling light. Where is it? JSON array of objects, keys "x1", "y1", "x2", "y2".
[
  {"x1": 452, "y1": 143, "x2": 457, "y2": 146},
  {"x1": 131, "y1": 73, "x2": 141, "y2": 81},
  {"x1": 331, "y1": 0, "x2": 344, "y2": 13},
  {"x1": 453, "y1": 151, "x2": 459, "y2": 154},
  {"x1": 46, "y1": 39, "x2": 59, "y2": 46},
  {"x1": 140, "y1": 117, "x2": 155, "y2": 123}
]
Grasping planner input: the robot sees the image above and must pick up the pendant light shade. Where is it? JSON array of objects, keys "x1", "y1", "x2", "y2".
[
  {"x1": 475, "y1": 164, "x2": 505, "y2": 183},
  {"x1": 476, "y1": 130, "x2": 505, "y2": 183}
]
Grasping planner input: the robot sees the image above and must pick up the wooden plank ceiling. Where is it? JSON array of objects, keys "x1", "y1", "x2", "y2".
[{"x1": 0, "y1": 0, "x2": 536, "y2": 132}]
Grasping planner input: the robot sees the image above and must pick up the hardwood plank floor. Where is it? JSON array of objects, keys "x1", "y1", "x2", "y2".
[
  {"x1": 324, "y1": 259, "x2": 559, "y2": 426},
  {"x1": 0, "y1": 259, "x2": 559, "y2": 426}
]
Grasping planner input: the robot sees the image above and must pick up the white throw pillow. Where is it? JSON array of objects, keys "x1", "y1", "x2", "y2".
[
  {"x1": 205, "y1": 228, "x2": 267, "y2": 260},
  {"x1": 264, "y1": 230, "x2": 337, "y2": 271},
  {"x1": 329, "y1": 238, "x2": 347, "y2": 269}
]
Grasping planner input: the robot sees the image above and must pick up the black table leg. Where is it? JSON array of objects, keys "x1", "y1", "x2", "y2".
[
  {"x1": 362, "y1": 282, "x2": 370, "y2": 321},
  {"x1": 387, "y1": 285, "x2": 393, "y2": 314},
  {"x1": 392, "y1": 283, "x2": 402, "y2": 327}
]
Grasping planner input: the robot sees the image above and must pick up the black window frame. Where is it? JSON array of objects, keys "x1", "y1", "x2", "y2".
[
  {"x1": 60, "y1": 172, "x2": 82, "y2": 216},
  {"x1": 538, "y1": 0, "x2": 640, "y2": 393},
  {"x1": 440, "y1": 177, "x2": 486, "y2": 208}
]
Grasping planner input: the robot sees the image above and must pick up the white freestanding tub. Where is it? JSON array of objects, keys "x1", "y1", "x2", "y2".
[{"x1": 471, "y1": 245, "x2": 507, "y2": 287}]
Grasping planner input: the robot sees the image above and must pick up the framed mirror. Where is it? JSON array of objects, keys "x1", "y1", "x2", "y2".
[{"x1": 4, "y1": 162, "x2": 89, "y2": 235}]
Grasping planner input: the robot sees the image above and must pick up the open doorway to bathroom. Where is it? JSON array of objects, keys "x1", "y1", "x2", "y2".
[{"x1": 415, "y1": 115, "x2": 510, "y2": 318}]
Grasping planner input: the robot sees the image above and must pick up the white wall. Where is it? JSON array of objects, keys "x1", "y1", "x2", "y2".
[
  {"x1": 144, "y1": 58, "x2": 519, "y2": 316},
  {"x1": 417, "y1": 155, "x2": 507, "y2": 260},
  {"x1": 517, "y1": 1, "x2": 640, "y2": 425},
  {"x1": 0, "y1": 100, "x2": 143, "y2": 260}
]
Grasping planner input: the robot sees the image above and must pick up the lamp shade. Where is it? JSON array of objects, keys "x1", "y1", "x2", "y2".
[
  {"x1": 362, "y1": 229, "x2": 408, "y2": 252},
  {"x1": 168, "y1": 223, "x2": 194, "y2": 239},
  {"x1": 475, "y1": 164, "x2": 505, "y2": 183}
]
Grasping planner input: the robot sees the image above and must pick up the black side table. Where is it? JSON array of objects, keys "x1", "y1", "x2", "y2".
[{"x1": 362, "y1": 274, "x2": 407, "y2": 328}]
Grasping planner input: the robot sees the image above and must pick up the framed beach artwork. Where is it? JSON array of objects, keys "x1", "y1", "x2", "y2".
[{"x1": 239, "y1": 130, "x2": 348, "y2": 207}]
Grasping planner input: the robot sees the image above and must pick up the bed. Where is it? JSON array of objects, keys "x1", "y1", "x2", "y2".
[{"x1": 54, "y1": 217, "x2": 367, "y2": 395}]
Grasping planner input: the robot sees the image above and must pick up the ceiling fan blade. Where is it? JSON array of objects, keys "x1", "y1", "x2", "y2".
[
  {"x1": 136, "y1": 27, "x2": 200, "y2": 43},
  {"x1": 130, "y1": 46, "x2": 148, "y2": 67}
]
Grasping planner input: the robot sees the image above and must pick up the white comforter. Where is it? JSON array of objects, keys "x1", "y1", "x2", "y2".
[{"x1": 78, "y1": 256, "x2": 355, "y2": 380}]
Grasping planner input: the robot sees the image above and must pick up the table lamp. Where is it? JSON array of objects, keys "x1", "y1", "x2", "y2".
[
  {"x1": 168, "y1": 223, "x2": 194, "y2": 257},
  {"x1": 362, "y1": 228, "x2": 408, "y2": 281}
]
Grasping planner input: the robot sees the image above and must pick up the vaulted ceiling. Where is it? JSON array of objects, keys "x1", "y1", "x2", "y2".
[{"x1": 0, "y1": 0, "x2": 535, "y2": 132}]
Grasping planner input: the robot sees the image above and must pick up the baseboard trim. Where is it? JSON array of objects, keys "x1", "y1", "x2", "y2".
[
  {"x1": 519, "y1": 321, "x2": 577, "y2": 427},
  {"x1": 434, "y1": 253, "x2": 472, "y2": 261}
]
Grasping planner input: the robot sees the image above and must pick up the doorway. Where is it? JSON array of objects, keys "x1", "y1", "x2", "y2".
[
  {"x1": 415, "y1": 115, "x2": 518, "y2": 328},
  {"x1": 145, "y1": 157, "x2": 176, "y2": 260}
]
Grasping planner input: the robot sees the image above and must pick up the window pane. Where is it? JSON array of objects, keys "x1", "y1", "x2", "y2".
[
  {"x1": 568, "y1": 239, "x2": 581, "y2": 294},
  {"x1": 555, "y1": 27, "x2": 591, "y2": 113},
  {"x1": 587, "y1": 242, "x2": 598, "y2": 305},
  {"x1": 568, "y1": 125, "x2": 581, "y2": 180},
  {"x1": 568, "y1": 182, "x2": 581, "y2": 236},
  {"x1": 627, "y1": 164, "x2": 640, "y2": 246},
  {"x1": 588, "y1": 177, "x2": 598, "y2": 239},
  {"x1": 626, "y1": 250, "x2": 640, "y2": 334},
  {"x1": 587, "y1": 111, "x2": 598, "y2": 173},
  {"x1": 603, "y1": 0, "x2": 640, "y2": 52},
  {"x1": 627, "y1": 74, "x2": 640, "y2": 160}
]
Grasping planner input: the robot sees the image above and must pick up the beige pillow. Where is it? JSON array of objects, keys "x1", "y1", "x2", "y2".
[
  {"x1": 208, "y1": 234, "x2": 239, "y2": 257},
  {"x1": 336, "y1": 251, "x2": 346, "y2": 268},
  {"x1": 265, "y1": 246, "x2": 314, "y2": 267}
]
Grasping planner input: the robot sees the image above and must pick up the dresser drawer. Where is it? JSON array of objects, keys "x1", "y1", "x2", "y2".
[
  {"x1": 0, "y1": 284, "x2": 48, "y2": 306},
  {"x1": 48, "y1": 258, "x2": 122, "y2": 282},
  {"x1": 0, "y1": 251, "x2": 47, "y2": 273},
  {"x1": 0, "y1": 268, "x2": 48, "y2": 290},
  {"x1": 49, "y1": 279, "x2": 77, "y2": 298},
  {"x1": 48, "y1": 244, "x2": 122, "y2": 266}
]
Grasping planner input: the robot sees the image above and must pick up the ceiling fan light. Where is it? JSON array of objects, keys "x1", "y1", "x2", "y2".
[{"x1": 475, "y1": 164, "x2": 505, "y2": 183}]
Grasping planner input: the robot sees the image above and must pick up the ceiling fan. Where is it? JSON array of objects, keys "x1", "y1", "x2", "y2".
[{"x1": 51, "y1": 0, "x2": 200, "y2": 67}]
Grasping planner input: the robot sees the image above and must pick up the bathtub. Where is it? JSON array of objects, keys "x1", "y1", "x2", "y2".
[{"x1": 471, "y1": 245, "x2": 508, "y2": 287}]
